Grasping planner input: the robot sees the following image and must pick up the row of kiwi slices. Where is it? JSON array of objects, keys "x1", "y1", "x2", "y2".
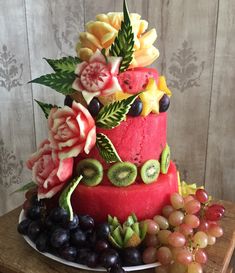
[{"x1": 75, "y1": 144, "x2": 171, "y2": 187}]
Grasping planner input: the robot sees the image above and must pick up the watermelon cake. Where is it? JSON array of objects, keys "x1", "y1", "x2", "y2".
[{"x1": 17, "y1": 1, "x2": 226, "y2": 272}]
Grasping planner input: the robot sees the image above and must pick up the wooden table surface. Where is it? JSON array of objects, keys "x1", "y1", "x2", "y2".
[{"x1": 0, "y1": 200, "x2": 235, "y2": 273}]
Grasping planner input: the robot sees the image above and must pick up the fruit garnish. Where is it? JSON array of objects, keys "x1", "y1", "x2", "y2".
[
  {"x1": 160, "y1": 144, "x2": 171, "y2": 174},
  {"x1": 128, "y1": 98, "x2": 143, "y2": 117},
  {"x1": 75, "y1": 158, "x2": 103, "y2": 186},
  {"x1": 107, "y1": 162, "x2": 137, "y2": 187},
  {"x1": 139, "y1": 78, "x2": 165, "y2": 116},
  {"x1": 108, "y1": 214, "x2": 147, "y2": 248},
  {"x1": 59, "y1": 175, "x2": 83, "y2": 220},
  {"x1": 140, "y1": 159, "x2": 160, "y2": 184},
  {"x1": 157, "y1": 76, "x2": 172, "y2": 97},
  {"x1": 159, "y1": 94, "x2": 170, "y2": 113},
  {"x1": 88, "y1": 98, "x2": 103, "y2": 117}
]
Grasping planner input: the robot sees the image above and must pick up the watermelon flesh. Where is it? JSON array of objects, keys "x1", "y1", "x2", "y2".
[
  {"x1": 71, "y1": 162, "x2": 178, "y2": 223},
  {"x1": 117, "y1": 67, "x2": 159, "y2": 94}
]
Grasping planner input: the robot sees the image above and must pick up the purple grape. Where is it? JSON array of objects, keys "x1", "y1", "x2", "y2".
[
  {"x1": 50, "y1": 228, "x2": 70, "y2": 248},
  {"x1": 95, "y1": 240, "x2": 109, "y2": 253},
  {"x1": 28, "y1": 221, "x2": 41, "y2": 241},
  {"x1": 86, "y1": 252, "x2": 98, "y2": 268},
  {"x1": 122, "y1": 248, "x2": 142, "y2": 266},
  {"x1": 96, "y1": 222, "x2": 110, "y2": 240},
  {"x1": 63, "y1": 214, "x2": 79, "y2": 230},
  {"x1": 159, "y1": 94, "x2": 170, "y2": 112},
  {"x1": 88, "y1": 98, "x2": 102, "y2": 116},
  {"x1": 99, "y1": 249, "x2": 120, "y2": 269},
  {"x1": 59, "y1": 246, "x2": 77, "y2": 261},
  {"x1": 27, "y1": 205, "x2": 41, "y2": 220},
  {"x1": 79, "y1": 215, "x2": 95, "y2": 231},
  {"x1": 128, "y1": 98, "x2": 143, "y2": 116},
  {"x1": 17, "y1": 219, "x2": 32, "y2": 235},
  {"x1": 70, "y1": 228, "x2": 86, "y2": 247},
  {"x1": 76, "y1": 248, "x2": 91, "y2": 264},
  {"x1": 35, "y1": 232, "x2": 48, "y2": 252},
  {"x1": 49, "y1": 207, "x2": 68, "y2": 224}
]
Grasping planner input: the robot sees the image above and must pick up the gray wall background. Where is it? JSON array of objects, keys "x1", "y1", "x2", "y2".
[{"x1": 0, "y1": 0, "x2": 235, "y2": 215}]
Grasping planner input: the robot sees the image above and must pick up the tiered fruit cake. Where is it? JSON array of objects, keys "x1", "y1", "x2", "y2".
[{"x1": 17, "y1": 1, "x2": 225, "y2": 272}]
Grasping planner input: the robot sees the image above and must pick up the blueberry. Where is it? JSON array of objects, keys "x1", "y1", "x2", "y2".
[
  {"x1": 64, "y1": 95, "x2": 73, "y2": 107},
  {"x1": 28, "y1": 221, "x2": 41, "y2": 241},
  {"x1": 99, "y1": 249, "x2": 120, "y2": 269},
  {"x1": 86, "y1": 251, "x2": 98, "y2": 268},
  {"x1": 88, "y1": 98, "x2": 102, "y2": 117},
  {"x1": 63, "y1": 214, "x2": 79, "y2": 230},
  {"x1": 27, "y1": 205, "x2": 41, "y2": 220},
  {"x1": 49, "y1": 207, "x2": 68, "y2": 224},
  {"x1": 50, "y1": 228, "x2": 70, "y2": 248},
  {"x1": 128, "y1": 98, "x2": 143, "y2": 117},
  {"x1": 59, "y1": 246, "x2": 77, "y2": 262},
  {"x1": 70, "y1": 228, "x2": 86, "y2": 247},
  {"x1": 17, "y1": 219, "x2": 32, "y2": 235},
  {"x1": 96, "y1": 222, "x2": 110, "y2": 240},
  {"x1": 122, "y1": 248, "x2": 142, "y2": 266},
  {"x1": 95, "y1": 240, "x2": 109, "y2": 253},
  {"x1": 159, "y1": 94, "x2": 170, "y2": 112},
  {"x1": 35, "y1": 232, "x2": 48, "y2": 252},
  {"x1": 109, "y1": 264, "x2": 126, "y2": 273},
  {"x1": 79, "y1": 215, "x2": 95, "y2": 231}
]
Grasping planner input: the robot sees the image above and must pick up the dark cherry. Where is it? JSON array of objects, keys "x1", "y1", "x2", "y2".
[
  {"x1": 50, "y1": 228, "x2": 70, "y2": 248},
  {"x1": 79, "y1": 215, "x2": 95, "y2": 231},
  {"x1": 128, "y1": 98, "x2": 143, "y2": 116},
  {"x1": 96, "y1": 222, "x2": 110, "y2": 240},
  {"x1": 99, "y1": 249, "x2": 120, "y2": 269},
  {"x1": 35, "y1": 232, "x2": 48, "y2": 252},
  {"x1": 122, "y1": 248, "x2": 142, "y2": 266},
  {"x1": 159, "y1": 94, "x2": 170, "y2": 112},
  {"x1": 17, "y1": 219, "x2": 32, "y2": 235},
  {"x1": 88, "y1": 98, "x2": 102, "y2": 117},
  {"x1": 64, "y1": 95, "x2": 73, "y2": 107},
  {"x1": 59, "y1": 246, "x2": 77, "y2": 262}
]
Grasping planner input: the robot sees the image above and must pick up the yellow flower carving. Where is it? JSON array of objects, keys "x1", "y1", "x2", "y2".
[{"x1": 76, "y1": 12, "x2": 159, "y2": 68}]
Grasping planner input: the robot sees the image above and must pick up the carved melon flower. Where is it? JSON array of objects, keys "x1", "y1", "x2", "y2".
[
  {"x1": 76, "y1": 12, "x2": 159, "y2": 67},
  {"x1": 72, "y1": 50, "x2": 122, "y2": 103}
]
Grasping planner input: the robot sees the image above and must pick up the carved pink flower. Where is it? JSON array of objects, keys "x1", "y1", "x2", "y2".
[
  {"x1": 48, "y1": 101, "x2": 96, "y2": 160},
  {"x1": 26, "y1": 139, "x2": 73, "y2": 199},
  {"x1": 72, "y1": 50, "x2": 122, "y2": 103}
]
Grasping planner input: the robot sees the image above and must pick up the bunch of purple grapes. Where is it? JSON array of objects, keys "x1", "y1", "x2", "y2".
[{"x1": 142, "y1": 188, "x2": 225, "y2": 273}]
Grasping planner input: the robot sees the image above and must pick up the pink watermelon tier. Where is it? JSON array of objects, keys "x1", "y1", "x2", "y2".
[
  {"x1": 77, "y1": 112, "x2": 167, "y2": 169},
  {"x1": 71, "y1": 162, "x2": 178, "y2": 223}
]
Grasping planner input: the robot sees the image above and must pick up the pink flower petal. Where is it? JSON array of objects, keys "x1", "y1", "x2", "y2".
[
  {"x1": 84, "y1": 127, "x2": 96, "y2": 154},
  {"x1": 57, "y1": 157, "x2": 73, "y2": 182},
  {"x1": 38, "y1": 184, "x2": 64, "y2": 200},
  {"x1": 73, "y1": 102, "x2": 95, "y2": 128},
  {"x1": 108, "y1": 56, "x2": 122, "y2": 75},
  {"x1": 58, "y1": 144, "x2": 84, "y2": 160},
  {"x1": 58, "y1": 137, "x2": 80, "y2": 149},
  {"x1": 72, "y1": 78, "x2": 85, "y2": 92},
  {"x1": 66, "y1": 118, "x2": 80, "y2": 135},
  {"x1": 89, "y1": 49, "x2": 106, "y2": 64},
  {"x1": 82, "y1": 90, "x2": 100, "y2": 104},
  {"x1": 102, "y1": 77, "x2": 122, "y2": 96},
  {"x1": 76, "y1": 112, "x2": 86, "y2": 139},
  {"x1": 75, "y1": 62, "x2": 88, "y2": 76},
  {"x1": 53, "y1": 107, "x2": 75, "y2": 119},
  {"x1": 52, "y1": 117, "x2": 66, "y2": 132},
  {"x1": 43, "y1": 169, "x2": 58, "y2": 189},
  {"x1": 48, "y1": 108, "x2": 58, "y2": 129}
]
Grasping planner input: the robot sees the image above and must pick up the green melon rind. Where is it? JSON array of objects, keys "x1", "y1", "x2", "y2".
[
  {"x1": 140, "y1": 159, "x2": 160, "y2": 184},
  {"x1": 160, "y1": 144, "x2": 171, "y2": 174}
]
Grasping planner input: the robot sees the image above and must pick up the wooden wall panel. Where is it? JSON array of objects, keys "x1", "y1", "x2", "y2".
[
  {"x1": 148, "y1": 0, "x2": 218, "y2": 185},
  {"x1": 205, "y1": 0, "x2": 235, "y2": 201},
  {"x1": 25, "y1": 0, "x2": 84, "y2": 146},
  {"x1": 0, "y1": 0, "x2": 35, "y2": 215}
]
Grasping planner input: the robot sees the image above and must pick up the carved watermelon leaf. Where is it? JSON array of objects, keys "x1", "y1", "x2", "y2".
[
  {"x1": 44, "y1": 56, "x2": 81, "y2": 73},
  {"x1": 35, "y1": 100, "x2": 59, "y2": 119}
]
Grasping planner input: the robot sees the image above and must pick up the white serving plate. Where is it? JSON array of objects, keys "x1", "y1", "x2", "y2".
[{"x1": 19, "y1": 210, "x2": 160, "y2": 271}]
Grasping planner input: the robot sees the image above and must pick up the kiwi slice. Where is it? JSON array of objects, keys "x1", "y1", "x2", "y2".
[
  {"x1": 75, "y1": 159, "x2": 103, "y2": 186},
  {"x1": 160, "y1": 144, "x2": 171, "y2": 174},
  {"x1": 107, "y1": 162, "x2": 137, "y2": 187},
  {"x1": 140, "y1": 159, "x2": 160, "y2": 184}
]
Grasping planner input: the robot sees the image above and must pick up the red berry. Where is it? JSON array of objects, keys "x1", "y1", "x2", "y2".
[
  {"x1": 195, "y1": 189, "x2": 209, "y2": 203},
  {"x1": 205, "y1": 204, "x2": 225, "y2": 221}
]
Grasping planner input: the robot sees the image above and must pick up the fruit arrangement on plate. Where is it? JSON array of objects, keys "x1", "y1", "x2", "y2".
[{"x1": 16, "y1": 0, "x2": 225, "y2": 272}]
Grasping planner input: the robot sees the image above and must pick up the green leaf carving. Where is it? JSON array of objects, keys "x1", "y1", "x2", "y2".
[
  {"x1": 109, "y1": 0, "x2": 134, "y2": 72},
  {"x1": 44, "y1": 56, "x2": 81, "y2": 73},
  {"x1": 59, "y1": 175, "x2": 83, "y2": 221},
  {"x1": 35, "y1": 100, "x2": 59, "y2": 119},
  {"x1": 96, "y1": 133, "x2": 122, "y2": 163},
  {"x1": 10, "y1": 181, "x2": 37, "y2": 195},
  {"x1": 29, "y1": 72, "x2": 76, "y2": 95},
  {"x1": 96, "y1": 93, "x2": 140, "y2": 129}
]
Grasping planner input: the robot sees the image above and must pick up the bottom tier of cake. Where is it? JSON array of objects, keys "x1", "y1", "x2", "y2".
[{"x1": 71, "y1": 162, "x2": 178, "y2": 223}]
